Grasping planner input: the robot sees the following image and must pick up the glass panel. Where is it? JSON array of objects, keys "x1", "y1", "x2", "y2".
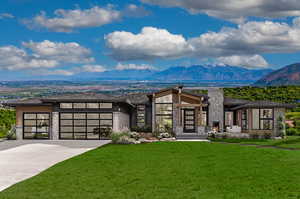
[
  {"x1": 155, "y1": 94, "x2": 172, "y2": 103},
  {"x1": 73, "y1": 113, "x2": 86, "y2": 119},
  {"x1": 86, "y1": 103, "x2": 99, "y2": 109},
  {"x1": 60, "y1": 126, "x2": 73, "y2": 132},
  {"x1": 100, "y1": 120, "x2": 113, "y2": 126},
  {"x1": 100, "y1": 103, "x2": 113, "y2": 109},
  {"x1": 185, "y1": 126, "x2": 194, "y2": 130},
  {"x1": 23, "y1": 133, "x2": 35, "y2": 139},
  {"x1": 60, "y1": 133, "x2": 73, "y2": 139},
  {"x1": 60, "y1": 113, "x2": 73, "y2": 119},
  {"x1": 36, "y1": 126, "x2": 49, "y2": 132},
  {"x1": 74, "y1": 120, "x2": 86, "y2": 126},
  {"x1": 252, "y1": 109, "x2": 260, "y2": 130},
  {"x1": 87, "y1": 120, "x2": 99, "y2": 126},
  {"x1": 24, "y1": 114, "x2": 36, "y2": 119},
  {"x1": 74, "y1": 133, "x2": 86, "y2": 139},
  {"x1": 60, "y1": 120, "x2": 73, "y2": 126},
  {"x1": 137, "y1": 105, "x2": 145, "y2": 111},
  {"x1": 155, "y1": 104, "x2": 172, "y2": 115},
  {"x1": 155, "y1": 115, "x2": 172, "y2": 132},
  {"x1": 37, "y1": 120, "x2": 49, "y2": 127},
  {"x1": 87, "y1": 113, "x2": 99, "y2": 119},
  {"x1": 100, "y1": 113, "x2": 112, "y2": 119},
  {"x1": 24, "y1": 120, "x2": 36, "y2": 126},
  {"x1": 24, "y1": 126, "x2": 36, "y2": 132},
  {"x1": 87, "y1": 126, "x2": 100, "y2": 133},
  {"x1": 37, "y1": 114, "x2": 49, "y2": 119},
  {"x1": 261, "y1": 120, "x2": 273, "y2": 130},
  {"x1": 60, "y1": 103, "x2": 72, "y2": 109},
  {"x1": 185, "y1": 121, "x2": 194, "y2": 125},
  {"x1": 73, "y1": 103, "x2": 86, "y2": 109},
  {"x1": 260, "y1": 109, "x2": 273, "y2": 119},
  {"x1": 74, "y1": 126, "x2": 86, "y2": 132},
  {"x1": 87, "y1": 133, "x2": 99, "y2": 139},
  {"x1": 185, "y1": 116, "x2": 194, "y2": 120}
]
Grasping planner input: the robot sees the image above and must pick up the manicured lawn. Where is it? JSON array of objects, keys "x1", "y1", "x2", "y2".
[
  {"x1": 1, "y1": 142, "x2": 300, "y2": 198},
  {"x1": 211, "y1": 136, "x2": 300, "y2": 149}
]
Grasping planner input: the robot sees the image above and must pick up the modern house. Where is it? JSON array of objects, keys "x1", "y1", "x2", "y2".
[{"x1": 5, "y1": 86, "x2": 295, "y2": 140}]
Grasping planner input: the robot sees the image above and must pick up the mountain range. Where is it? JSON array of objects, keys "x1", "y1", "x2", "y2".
[
  {"x1": 254, "y1": 63, "x2": 300, "y2": 86},
  {"x1": 72, "y1": 65, "x2": 273, "y2": 83}
]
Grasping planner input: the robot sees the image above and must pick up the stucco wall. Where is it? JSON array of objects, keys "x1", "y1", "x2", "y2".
[{"x1": 16, "y1": 106, "x2": 53, "y2": 126}]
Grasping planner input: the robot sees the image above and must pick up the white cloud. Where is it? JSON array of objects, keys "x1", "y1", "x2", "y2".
[
  {"x1": 22, "y1": 40, "x2": 94, "y2": 63},
  {"x1": 115, "y1": 63, "x2": 156, "y2": 70},
  {"x1": 81, "y1": 65, "x2": 106, "y2": 72},
  {"x1": 37, "y1": 69, "x2": 75, "y2": 76},
  {"x1": 0, "y1": 13, "x2": 14, "y2": 19},
  {"x1": 217, "y1": 55, "x2": 269, "y2": 68},
  {"x1": 105, "y1": 27, "x2": 192, "y2": 61},
  {"x1": 24, "y1": 5, "x2": 148, "y2": 32},
  {"x1": 141, "y1": 0, "x2": 300, "y2": 23},
  {"x1": 105, "y1": 20, "x2": 300, "y2": 68},
  {"x1": 0, "y1": 46, "x2": 58, "y2": 70},
  {"x1": 0, "y1": 40, "x2": 94, "y2": 71}
]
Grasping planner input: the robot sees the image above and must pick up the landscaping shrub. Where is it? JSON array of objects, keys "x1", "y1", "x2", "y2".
[
  {"x1": 110, "y1": 132, "x2": 130, "y2": 144},
  {"x1": 131, "y1": 125, "x2": 152, "y2": 133},
  {"x1": 250, "y1": 133, "x2": 260, "y2": 139},
  {"x1": 129, "y1": 132, "x2": 140, "y2": 140},
  {"x1": 286, "y1": 128, "x2": 299, "y2": 136},
  {"x1": 263, "y1": 133, "x2": 272, "y2": 139},
  {"x1": 158, "y1": 133, "x2": 171, "y2": 139}
]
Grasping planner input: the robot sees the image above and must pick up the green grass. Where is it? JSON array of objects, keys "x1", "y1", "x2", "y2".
[
  {"x1": 1, "y1": 142, "x2": 300, "y2": 199},
  {"x1": 211, "y1": 136, "x2": 300, "y2": 149}
]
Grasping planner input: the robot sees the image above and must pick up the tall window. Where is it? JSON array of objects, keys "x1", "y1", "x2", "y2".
[
  {"x1": 198, "y1": 110, "x2": 207, "y2": 126},
  {"x1": 155, "y1": 94, "x2": 173, "y2": 132},
  {"x1": 252, "y1": 109, "x2": 273, "y2": 130},
  {"x1": 23, "y1": 113, "x2": 50, "y2": 139},
  {"x1": 137, "y1": 105, "x2": 145, "y2": 127},
  {"x1": 59, "y1": 113, "x2": 113, "y2": 140},
  {"x1": 241, "y1": 110, "x2": 248, "y2": 130},
  {"x1": 225, "y1": 112, "x2": 234, "y2": 127}
]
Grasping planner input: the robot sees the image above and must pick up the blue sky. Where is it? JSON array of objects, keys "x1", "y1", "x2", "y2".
[{"x1": 1, "y1": 0, "x2": 300, "y2": 80}]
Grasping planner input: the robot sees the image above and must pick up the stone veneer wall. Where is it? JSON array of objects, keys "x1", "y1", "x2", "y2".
[
  {"x1": 113, "y1": 112, "x2": 130, "y2": 132},
  {"x1": 52, "y1": 112, "x2": 59, "y2": 140},
  {"x1": 274, "y1": 108, "x2": 286, "y2": 137},
  {"x1": 208, "y1": 88, "x2": 224, "y2": 132}
]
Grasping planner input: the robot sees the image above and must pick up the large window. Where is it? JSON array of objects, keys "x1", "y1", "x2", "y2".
[
  {"x1": 59, "y1": 112, "x2": 113, "y2": 140},
  {"x1": 252, "y1": 109, "x2": 273, "y2": 130},
  {"x1": 137, "y1": 105, "x2": 146, "y2": 127},
  {"x1": 225, "y1": 111, "x2": 234, "y2": 127},
  {"x1": 241, "y1": 110, "x2": 248, "y2": 130},
  {"x1": 155, "y1": 94, "x2": 173, "y2": 132},
  {"x1": 23, "y1": 113, "x2": 50, "y2": 139},
  {"x1": 60, "y1": 102, "x2": 113, "y2": 109}
]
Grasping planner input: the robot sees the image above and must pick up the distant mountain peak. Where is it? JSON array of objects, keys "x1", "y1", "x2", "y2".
[{"x1": 254, "y1": 63, "x2": 300, "y2": 86}]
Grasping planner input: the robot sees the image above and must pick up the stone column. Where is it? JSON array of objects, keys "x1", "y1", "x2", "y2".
[
  {"x1": 15, "y1": 125, "x2": 23, "y2": 140},
  {"x1": 152, "y1": 100, "x2": 156, "y2": 133},
  {"x1": 52, "y1": 112, "x2": 59, "y2": 140},
  {"x1": 208, "y1": 88, "x2": 224, "y2": 132}
]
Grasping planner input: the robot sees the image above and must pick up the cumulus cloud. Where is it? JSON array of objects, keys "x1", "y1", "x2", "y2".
[
  {"x1": 24, "y1": 5, "x2": 148, "y2": 32},
  {"x1": 141, "y1": 0, "x2": 300, "y2": 23},
  {"x1": 81, "y1": 65, "x2": 106, "y2": 72},
  {"x1": 22, "y1": 40, "x2": 94, "y2": 63},
  {"x1": 36, "y1": 69, "x2": 76, "y2": 76},
  {"x1": 105, "y1": 20, "x2": 300, "y2": 67},
  {"x1": 0, "y1": 13, "x2": 14, "y2": 19},
  {"x1": 0, "y1": 46, "x2": 58, "y2": 70},
  {"x1": 217, "y1": 55, "x2": 269, "y2": 68},
  {"x1": 115, "y1": 63, "x2": 156, "y2": 70},
  {"x1": 0, "y1": 40, "x2": 94, "y2": 71},
  {"x1": 105, "y1": 27, "x2": 192, "y2": 61}
]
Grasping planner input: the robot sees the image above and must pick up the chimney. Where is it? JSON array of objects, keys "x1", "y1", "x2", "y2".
[{"x1": 207, "y1": 88, "x2": 224, "y2": 132}]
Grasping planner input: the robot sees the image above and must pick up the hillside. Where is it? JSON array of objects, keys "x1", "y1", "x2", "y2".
[
  {"x1": 151, "y1": 65, "x2": 272, "y2": 82},
  {"x1": 254, "y1": 63, "x2": 300, "y2": 86}
]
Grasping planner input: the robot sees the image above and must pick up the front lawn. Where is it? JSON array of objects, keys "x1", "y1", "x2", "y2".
[
  {"x1": 211, "y1": 136, "x2": 300, "y2": 149},
  {"x1": 1, "y1": 142, "x2": 300, "y2": 198}
]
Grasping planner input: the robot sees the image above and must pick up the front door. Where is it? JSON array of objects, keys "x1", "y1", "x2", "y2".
[{"x1": 183, "y1": 109, "x2": 196, "y2": 133}]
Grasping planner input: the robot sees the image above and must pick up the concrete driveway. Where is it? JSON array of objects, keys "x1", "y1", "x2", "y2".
[{"x1": 0, "y1": 140, "x2": 110, "y2": 192}]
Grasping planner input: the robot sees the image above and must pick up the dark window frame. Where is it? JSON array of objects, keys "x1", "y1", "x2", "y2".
[
  {"x1": 183, "y1": 109, "x2": 195, "y2": 133},
  {"x1": 59, "y1": 102, "x2": 113, "y2": 110},
  {"x1": 59, "y1": 112, "x2": 113, "y2": 140},
  {"x1": 155, "y1": 102, "x2": 173, "y2": 132},
  {"x1": 258, "y1": 108, "x2": 274, "y2": 130},
  {"x1": 136, "y1": 104, "x2": 146, "y2": 127},
  {"x1": 23, "y1": 112, "x2": 50, "y2": 140},
  {"x1": 241, "y1": 109, "x2": 248, "y2": 130}
]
